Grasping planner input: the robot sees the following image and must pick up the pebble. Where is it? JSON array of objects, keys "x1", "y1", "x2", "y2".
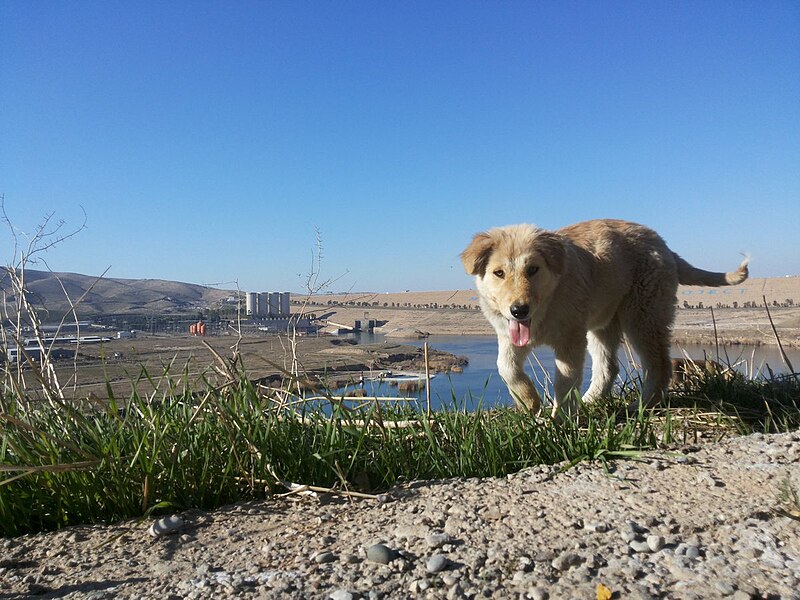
[
  {"x1": 441, "y1": 574, "x2": 459, "y2": 587},
  {"x1": 365, "y1": 543, "x2": 395, "y2": 564},
  {"x1": 684, "y1": 545, "x2": 701, "y2": 560},
  {"x1": 715, "y1": 581, "x2": 736, "y2": 596},
  {"x1": 551, "y1": 552, "x2": 581, "y2": 571},
  {"x1": 426, "y1": 554, "x2": 450, "y2": 573},
  {"x1": 148, "y1": 515, "x2": 184, "y2": 537},
  {"x1": 646, "y1": 535, "x2": 665, "y2": 552},
  {"x1": 314, "y1": 552, "x2": 336, "y2": 564},
  {"x1": 629, "y1": 540, "x2": 652, "y2": 554},
  {"x1": 330, "y1": 590, "x2": 354, "y2": 600},
  {"x1": 340, "y1": 553, "x2": 360, "y2": 564},
  {"x1": 426, "y1": 532, "x2": 454, "y2": 548},
  {"x1": 528, "y1": 587, "x2": 549, "y2": 600}
]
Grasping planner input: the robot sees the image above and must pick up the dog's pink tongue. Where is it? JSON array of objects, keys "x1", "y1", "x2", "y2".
[{"x1": 509, "y1": 319, "x2": 531, "y2": 347}]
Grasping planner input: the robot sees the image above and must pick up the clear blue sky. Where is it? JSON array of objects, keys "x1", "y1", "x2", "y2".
[{"x1": 2, "y1": 1, "x2": 798, "y2": 293}]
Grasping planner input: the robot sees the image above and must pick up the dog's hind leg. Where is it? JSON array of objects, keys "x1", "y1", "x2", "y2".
[
  {"x1": 624, "y1": 323, "x2": 672, "y2": 412},
  {"x1": 584, "y1": 318, "x2": 622, "y2": 403}
]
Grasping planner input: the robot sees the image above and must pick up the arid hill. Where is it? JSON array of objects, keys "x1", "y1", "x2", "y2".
[{"x1": 1, "y1": 269, "x2": 233, "y2": 317}]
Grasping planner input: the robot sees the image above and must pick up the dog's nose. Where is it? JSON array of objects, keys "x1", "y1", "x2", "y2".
[{"x1": 510, "y1": 303, "x2": 530, "y2": 320}]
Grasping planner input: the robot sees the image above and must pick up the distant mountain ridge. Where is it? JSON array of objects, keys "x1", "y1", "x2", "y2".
[{"x1": 1, "y1": 269, "x2": 234, "y2": 317}]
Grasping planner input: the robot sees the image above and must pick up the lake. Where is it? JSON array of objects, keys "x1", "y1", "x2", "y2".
[{"x1": 348, "y1": 333, "x2": 799, "y2": 411}]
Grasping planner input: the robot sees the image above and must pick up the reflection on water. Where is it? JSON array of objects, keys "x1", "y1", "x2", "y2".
[{"x1": 343, "y1": 333, "x2": 799, "y2": 412}]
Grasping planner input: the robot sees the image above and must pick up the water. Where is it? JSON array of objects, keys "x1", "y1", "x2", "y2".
[{"x1": 348, "y1": 333, "x2": 799, "y2": 412}]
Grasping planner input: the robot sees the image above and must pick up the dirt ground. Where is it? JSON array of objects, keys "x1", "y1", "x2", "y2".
[
  {"x1": 18, "y1": 335, "x2": 465, "y2": 401},
  {"x1": 2, "y1": 431, "x2": 798, "y2": 599}
]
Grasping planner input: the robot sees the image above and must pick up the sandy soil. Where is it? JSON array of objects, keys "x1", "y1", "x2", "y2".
[
  {"x1": 23, "y1": 336, "x2": 465, "y2": 401},
  {"x1": 2, "y1": 432, "x2": 798, "y2": 599}
]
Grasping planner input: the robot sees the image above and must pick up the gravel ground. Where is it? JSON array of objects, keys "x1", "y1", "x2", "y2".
[{"x1": 2, "y1": 431, "x2": 799, "y2": 599}]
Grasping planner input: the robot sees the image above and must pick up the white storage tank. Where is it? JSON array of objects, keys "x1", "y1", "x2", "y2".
[
  {"x1": 279, "y1": 292, "x2": 290, "y2": 316},
  {"x1": 246, "y1": 292, "x2": 259, "y2": 316},
  {"x1": 257, "y1": 293, "x2": 268, "y2": 317},
  {"x1": 268, "y1": 292, "x2": 279, "y2": 317}
]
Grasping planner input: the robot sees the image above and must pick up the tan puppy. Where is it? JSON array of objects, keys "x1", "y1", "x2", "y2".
[{"x1": 461, "y1": 219, "x2": 748, "y2": 418}]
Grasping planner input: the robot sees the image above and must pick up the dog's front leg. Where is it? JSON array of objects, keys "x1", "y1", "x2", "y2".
[
  {"x1": 552, "y1": 341, "x2": 587, "y2": 419},
  {"x1": 496, "y1": 339, "x2": 541, "y2": 413}
]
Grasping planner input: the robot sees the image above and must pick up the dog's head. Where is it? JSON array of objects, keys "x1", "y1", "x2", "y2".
[{"x1": 461, "y1": 224, "x2": 566, "y2": 347}]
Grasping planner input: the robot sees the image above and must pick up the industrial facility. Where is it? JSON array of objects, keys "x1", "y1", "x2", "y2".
[{"x1": 245, "y1": 292, "x2": 291, "y2": 318}]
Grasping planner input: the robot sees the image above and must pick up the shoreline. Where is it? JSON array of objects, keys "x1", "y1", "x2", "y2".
[{"x1": 303, "y1": 301, "x2": 800, "y2": 348}]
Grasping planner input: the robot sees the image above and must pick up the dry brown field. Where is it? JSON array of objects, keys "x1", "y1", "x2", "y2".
[{"x1": 21, "y1": 334, "x2": 458, "y2": 401}]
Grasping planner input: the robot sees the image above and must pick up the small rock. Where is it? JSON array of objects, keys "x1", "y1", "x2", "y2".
[
  {"x1": 366, "y1": 543, "x2": 395, "y2": 564},
  {"x1": 517, "y1": 555, "x2": 533, "y2": 572},
  {"x1": 314, "y1": 552, "x2": 336, "y2": 564},
  {"x1": 646, "y1": 535, "x2": 665, "y2": 552},
  {"x1": 426, "y1": 533, "x2": 454, "y2": 548},
  {"x1": 585, "y1": 522, "x2": 609, "y2": 533},
  {"x1": 410, "y1": 578, "x2": 430, "y2": 592},
  {"x1": 340, "y1": 553, "x2": 360, "y2": 564},
  {"x1": 483, "y1": 505, "x2": 502, "y2": 520},
  {"x1": 330, "y1": 590, "x2": 354, "y2": 600},
  {"x1": 148, "y1": 515, "x2": 184, "y2": 537},
  {"x1": 551, "y1": 552, "x2": 581, "y2": 571},
  {"x1": 441, "y1": 574, "x2": 459, "y2": 587},
  {"x1": 426, "y1": 554, "x2": 450, "y2": 574},
  {"x1": 447, "y1": 584, "x2": 465, "y2": 600},
  {"x1": 684, "y1": 545, "x2": 701, "y2": 559},
  {"x1": 716, "y1": 581, "x2": 736, "y2": 596},
  {"x1": 626, "y1": 520, "x2": 646, "y2": 534},
  {"x1": 629, "y1": 540, "x2": 652, "y2": 553},
  {"x1": 621, "y1": 530, "x2": 639, "y2": 543},
  {"x1": 528, "y1": 587, "x2": 549, "y2": 600}
]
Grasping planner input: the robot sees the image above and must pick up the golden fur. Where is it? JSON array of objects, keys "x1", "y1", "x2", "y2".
[{"x1": 461, "y1": 219, "x2": 748, "y2": 418}]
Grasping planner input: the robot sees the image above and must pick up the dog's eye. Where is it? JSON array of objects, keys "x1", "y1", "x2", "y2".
[
  {"x1": 526, "y1": 266, "x2": 539, "y2": 277},
  {"x1": 493, "y1": 269, "x2": 505, "y2": 279}
]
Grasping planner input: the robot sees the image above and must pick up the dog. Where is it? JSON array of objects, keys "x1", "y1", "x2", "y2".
[
  {"x1": 460, "y1": 219, "x2": 748, "y2": 418},
  {"x1": 670, "y1": 357, "x2": 735, "y2": 387}
]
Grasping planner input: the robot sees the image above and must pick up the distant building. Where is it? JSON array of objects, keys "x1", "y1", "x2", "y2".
[
  {"x1": 246, "y1": 291, "x2": 291, "y2": 318},
  {"x1": 245, "y1": 292, "x2": 259, "y2": 316}
]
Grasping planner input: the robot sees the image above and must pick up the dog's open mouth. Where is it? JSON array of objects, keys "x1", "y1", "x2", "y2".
[{"x1": 508, "y1": 318, "x2": 531, "y2": 347}]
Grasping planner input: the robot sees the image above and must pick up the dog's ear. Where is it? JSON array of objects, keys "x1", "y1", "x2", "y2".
[
  {"x1": 532, "y1": 231, "x2": 566, "y2": 275},
  {"x1": 461, "y1": 232, "x2": 495, "y2": 276}
]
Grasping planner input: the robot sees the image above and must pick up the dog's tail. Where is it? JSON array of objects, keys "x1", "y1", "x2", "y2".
[{"x1": 673, "y1": 253, "x2": 749, "y2": 287}]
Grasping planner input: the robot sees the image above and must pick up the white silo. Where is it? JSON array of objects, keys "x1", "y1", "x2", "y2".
[
  {"x1": 257, "y1": 293, "x2": 268, "y2": 317},
  {"x1": 268, "y1": 292, "x2": 279, "y2": 317},
  {"x1": 245, "y1": 292, "x2": 259, "y2": 316},
  {"x1": 279, "y1": 292, "x2": 291, "y2": 316}
]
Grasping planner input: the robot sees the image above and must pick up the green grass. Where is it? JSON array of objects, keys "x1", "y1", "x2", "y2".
[{"x1": 1, "y1": 362, "x2": 798, "y2": 538}]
